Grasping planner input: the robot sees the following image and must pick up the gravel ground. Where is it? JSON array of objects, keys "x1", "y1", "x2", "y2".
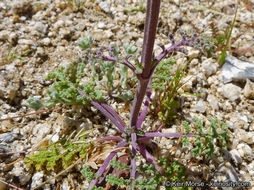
[{"x1": 0, "y1": 0, "x2": 254, "y2": 189}]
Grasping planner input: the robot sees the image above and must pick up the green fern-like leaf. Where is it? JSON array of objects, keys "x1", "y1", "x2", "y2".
[
  {"x1": 25, "y1": 133, "x2": 91, "y2": 171},
  {"x1": 106, "y1": 174, "x2": 130, "y2": 187}
]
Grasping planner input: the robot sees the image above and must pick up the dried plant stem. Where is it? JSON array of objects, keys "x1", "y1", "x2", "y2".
[
  {"x1": 0, "y1": 109, "x2": 49, "y2": 122},
  {"x1": 0, "y1": 178, "x2": 24, "y2": 190}
]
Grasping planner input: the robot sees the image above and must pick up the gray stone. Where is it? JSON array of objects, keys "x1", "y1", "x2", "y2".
[
  {"x1": 195, "y1": 100, "x2": 206, "y2": 113},
  {"x1": 241, "y1": 132, "x2": 254, "y2": 145},
  {"x1": 12, "y1": 162, "x2": 31, "y2": 185},
  {"x1": 216, "y1": 162, "x2": 238, "y2": 185},
  {"x1": 237, "y1": 143, "x2": 253, "y2": 162},
  {"x1": 0, "y1": 133, "x2": 15, "y2": 143},
  {"x1": 0, "y1": 31, "x2": 9, "y2": 41},
  {"x1": 41, "y1": 38, "x2": 51, "y2": 46},
  {"x1": 18, "y1": 39, "x2": 33, "y2": 45},
  {"x1": 207, "y1": 94, "x2": 219, "y2": 110},
  {"x1": 99, "y1": 1, "x2": 111, "y2": 13},
  {"x1": 31, "y1": 171, "x2": 44, "y2": 189},
  {"x1": 0, "y1": 144, "x2": 8, "y2": 154},
  {"x1": 0, "y1": 68, "x2": 21, "y2": 102},
  {"x1": 222, "y1": 56, "x2": 254, "y2": 83},
  {"x1": 31, "y1": 123, "x2": 51, "y2": 144},
  {"x1": 244, "y1": 79, "x2": 254, "y2": 99},
  {"x1": 218, "y1": 83, "x2": 241, "y2": 101},
  {"x1": 34, "y1": 22, "x2": 47, "y2": 34},
  {"x1": 201, "y1": 58, "x2": 218, "y2": 77},
  {"x1": 229, "y1": 149, "x2": 242, "y2": 165}
]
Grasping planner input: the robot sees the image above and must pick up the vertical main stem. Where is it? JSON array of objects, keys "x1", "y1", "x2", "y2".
[{"x1": 130, "y1": 0, "x2": 161, "y2": 129}]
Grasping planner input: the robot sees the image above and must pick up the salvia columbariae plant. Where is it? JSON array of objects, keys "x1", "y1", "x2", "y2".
[
  {"x1": 25, "y1": 0, "x2": 230, "y2": 189},
  {"x1": 75, "y1": 1, "x2": 202, "y2": 189}
]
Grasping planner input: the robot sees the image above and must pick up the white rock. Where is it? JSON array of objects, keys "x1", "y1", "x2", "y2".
[
  {"x1": 91, "y1": 29, "x2": 113, "y2": 41},
  {"x1": 185, "y1": 46, "x2": 199, "y2": 58},
  {"x1": 195, "y1": 100, "x2": 206, "y2": 113},
  {"x1": 217, "y1": 162, "x2": 238, "y2": 183},
  {"x1": 222, "y1": 56, "x2": 254, "y2": 83},
  {"x1": 248, "y1": 162, "x2": 254, "y2": 177},
  {"x1": 34, "y1": 22, "x2": 47, "y2": 34},
  {"x1": 99, "y1": 1, "x2": 111, "y2": 13},
  {"x1": 54, "y1": 20, "x2": 65, "y2": 29},
  {"x1": 97, "y1": 22, "x2": 106, "y2": 29},
  {"x1": 51, "y1": 133, "x2": 59, "y2": 142},
  {"x1": 217, "y1": 83, "x2": 241, "y2": 101},
  {"x1": 229, "y1": 149, "x2": 242, "y2": 165},
  {"x1": 162, "y1": 126, "x2": 177, "y2": 134},
  {"x1": 31, "y1": 123, "x2": 51, "y2": 144},
  {"x1": 59, "y1": 28, "x2": 71, "y2": 39},
  {"x1": 244, "y1": 79, "x2": 254, "y2": 99},
  {"x1": 18, "y1": 39, "x2": 33, "y2": 45},
  {"x1": 41, "y1": 38, "x2": 51, "y2": 46},
  {"x1": 201, "y1": 58, "x2": 218, "y2": 77},
  {"x1": 0, "y1": 30, "x2": 9, "y2": 41},
  {"x1": 240, "y1": 115, "x2": 248, "y2": 123},
  {"x1": 237, "y1": 143, "x2": 253, "y2": 162},
  {"x1": 12, "y1": 162, "x2": 31, "y2": 185},
  {"x1": 207, "y1": 94, "x2": 219, "y2": 110},
  {"x1": 241, "y1": 132, "x2": 254, "y2": 145},
  {"x1": 31, "y1": 172, "x2": 44, "y2": 189},
  {"x1": 0, "y1": 133, "x2": 15, "y2": 143}
]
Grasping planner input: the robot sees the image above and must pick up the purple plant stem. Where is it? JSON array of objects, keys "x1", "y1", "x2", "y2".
[
  {"x1": 144, "y1": 132, "x2": 194, "y2": 138},
  {"x1": 130, "y1": 133, "x2": 137, "y2": 189},
  {"x1": 137, "y1": 144, "x2": 164, "y2": 175},
  {"x1": 151, "y1": 38, "x2": 196, "y2": 74},
  {"x1": 102, "y1": 55, "x2": 136, "y2": 72},
  {"x1": 88, "y1": 141, "x2": 128, "y2": 190},
  {"x1": 155, "y1": 125, "x2": 163, "y2": 132},
  {"x1": 138, "y1": 132, "x2": 195, "y2": 142},
  {"x1": 136, "y1": 87, "x2": 152, "y2": 129},
  {"x1": 130, "y1": 0, "x2": 161, "y2": 129},
  {"x1": 95, "y1": 136, "x2": 123, "y2": 143},
  {"x1": 77, "y1": 89, "x2": 125, "y2": 133}
]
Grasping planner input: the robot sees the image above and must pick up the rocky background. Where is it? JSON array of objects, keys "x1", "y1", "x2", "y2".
[{"x1": 0, "y1": 0, "x2": 254, "y2": 189}]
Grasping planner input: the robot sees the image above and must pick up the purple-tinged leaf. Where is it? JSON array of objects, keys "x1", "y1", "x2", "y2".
[
  {"x1": 88, "y1": 141, "x2": 128, "y2": 190},
  {"x1": 102, "y1": 55, "x2": 117, "y2": 62},
  {"x1": 137, "y1": 144, "x2": 164, "y2": 175},
  {"x1": 155, "y1": 125, "x2": 163, "y2": 132},
  {"x1": 77, "y1": 89, "x2": 125, "y2": 133},
  {"x1": 136, "y1": 88, "x2": 152, "y2": 129},
  {"x1": 141, "y1": 132, "x2": 194, "y2": 139},
  {"x1": 130, "y1": 133, "x2": 137, "y2": 190},
  {"x1": 151, "y1": 37, "x2": 196, "y2": 74},
  {"x1": 122, "y1": 59, "x2": 136, "y2": 72}
]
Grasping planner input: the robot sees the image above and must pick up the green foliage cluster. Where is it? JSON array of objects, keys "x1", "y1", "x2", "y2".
[
  {"x1": 28, "y1": 60, "x2": 104, "y2": 110},
  {"x1": 81, "y1": 156, "x2": 188, "y2": 190},
  {"x1": 196, "y1": 9, "x2": 237, "y2": 64},
  {"x1": 79, "y1": 37, "x2": 136, "y2": 102},
  {"x1": 24, "y1": 130, "x2": 91, "y2": 171},
  {"x1": 151, "y1": 59, "x2": 187, "y2": 125},
  {"x1": 182, "y1": 117, "x2": 230, "y2": 159}
]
